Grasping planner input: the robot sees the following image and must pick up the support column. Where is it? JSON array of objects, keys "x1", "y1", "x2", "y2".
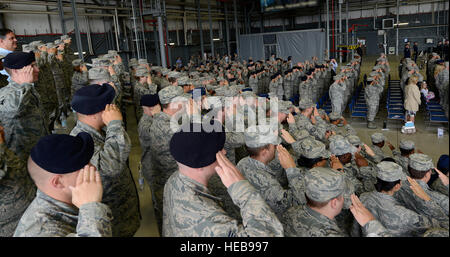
[
  {"x1": 396, "y1": 0, "x2": 399, "y2": 56},
  {"x1": 196, "y1": 0, "x2": 204, "y2": 60},
  {"x1": 70, "y1": 0, "x2": 83, "y2": 61},
  {"x1": 233, "y1": 0, "x2": 240, "y2": 57},
  {"x1": 224, "y1": 2, "x2": 230, "y2": 56},
  {"x1": 326, "y1": 0, "x2": 329, "y2": 59},
  {"x1": 339, "y1": 0, "x2": 342, "y2": 64},
  {"x1": 158, "y1": 16, "x2": 166, "y2": 67},
  {"x1": 208, "y1": 0, "x2": 214, "y2": 56},
  {"x1": 57, "y1": 0, "x2": 66, "y2": 35}
]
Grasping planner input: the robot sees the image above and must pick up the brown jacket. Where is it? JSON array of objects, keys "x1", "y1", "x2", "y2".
[{"x1": 404, "y1": 83, "x2": 421, "y2": 112}]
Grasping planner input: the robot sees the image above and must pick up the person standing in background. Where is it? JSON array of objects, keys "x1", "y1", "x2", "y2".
[{"x1": 413, "y1": 42, "x2": 419, "y2": 63}]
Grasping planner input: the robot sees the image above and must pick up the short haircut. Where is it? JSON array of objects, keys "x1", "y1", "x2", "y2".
[
  {"x1": 297, "y1": 156, "x2": 325, "y2": 169},
  {"x1": 245, "y1": 144, "x2": 271, "y2": 158},
  {"x1": 305, "y1": 194, "x2": 330, "y2": 208},
  {"x1": 161, "y1": 103, "x2": 170, "y2": 110},
  {"x1": 168, "y1": 77, "x2": 177, "y2": 84},
  {"x1": 381, "y1": 157, "x2": 397, "y2": 163},
  {"x1": 408, "y1": 166, "x2": 430, "y2": 179},
  {"x1": 400, "y1": 148, "x2": 414, "y2": 156},
  {"x1": 374, "y1": 178, "x2": 401, "y2": 192},
  {"x1": 0, "y1": 29, "x2": 13, "y2": 40}
]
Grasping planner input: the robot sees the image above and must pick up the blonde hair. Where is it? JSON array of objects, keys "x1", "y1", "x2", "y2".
[
  {"x1": 409, "y1": 75, "x2": 419, "y2": 85},
  {"x1": 434, "y1": 64, "x2": 445, "y2": 78}
]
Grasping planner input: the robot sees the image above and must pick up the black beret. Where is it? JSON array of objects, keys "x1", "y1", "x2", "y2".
[
  {"x1": 170, "y1": 122, "x2": 226, "y2": 168},
  {"x1": 305, "y1": 71, "x2": 312, "y2": 76},
  {"x1": 31, "y1": 132, "x2": 94, "y2": 174},
  {"x1": 140, "y1": 94, "x2": 160, "y2": 107},
  {"x1": 242, "y1": 87, "x2": 252, "y2": 92},
  {"x1": 308, "y1": 68, "x2": 315, "y2": 73},
  {"x1": 72, "y1": 83, "x2": 116, "y2": 115},
  {"x1": 301, "y1": 75, "x2": 308, "y2": 81},
  {"x1": 228, "y1": 77, "x2": 236, "y2": 82},
  {"x1": 292, "y1": 66, "x2": 301, "y2": 70},
  {"x1": 3, "y1": 51, "x2": 36, "y2": 69},
  {"x1": 270, "y1": 74, "x2": 278, "y2": 80}
]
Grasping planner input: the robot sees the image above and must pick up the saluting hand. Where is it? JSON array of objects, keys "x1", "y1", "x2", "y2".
[
  {"x1": 408, "y1": 176, "x2": 431, "y2": 201},
  {"x1": 280, "y1": 129, "x2": 296, "y2": 144},
  {"x1": 349, "y1": 194, "x2": 375, "y2": 227},
  {"x1": 69, "y1": 165, "x2": 103, "y2": 208},
  {"x1": 215, "y1": 151, "x2": 245, "y2": 188},
  {"x1": 435, "y1": 168, "x2": 449, "y2": 186},
  {"x1": 102, "y1": 104, "x2": 123, "y2": 125},
  {"x1": 277, "y1": 145, "x2": 296, "y2": 169}
]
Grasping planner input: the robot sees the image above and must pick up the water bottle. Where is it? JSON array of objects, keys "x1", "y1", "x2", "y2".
[
  {"x1": 138, "y1": 163, "x2": 145, "y2": 191},
  {"x1": 60, "y1": 112, "x2": 67, "y2": 129}
]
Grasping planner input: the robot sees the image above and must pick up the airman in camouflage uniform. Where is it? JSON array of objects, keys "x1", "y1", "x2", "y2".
[
  {"x1": 392, "y1": 140, "x2": 415, "y2": 174},
  {"x1": 163, "y1": 124, "x2": 284, "y2": 237},
  {"x1": 395, "y1": 154, "x2": 449, "y2": 228},
  {"x1": 355, "y1": 161, "x2": 443, "y2": 237},
  {"x1": 70, "y1": 85, "x2": 140, "y2": 237},
  {"x1": 47, "y1": 43, "x2": 67, "y2": 125},
  {"x1": 282, "y1": 167, "x2": 390, "y2": 237},
  {"x1": 0, "y1": 138, "x2": 36, "y2": 237},
  {"x1": 148, "y1": 85, "x2": 185, "y2": 235},
  {"x1": 370, "y1": 133, "x2": 390, "y2": 163},
  {"x1": 133, "y1": 67, "x2": 157, "y2": 122},
  {"x1": 236, "y1": 125, "x2": 306, "y2": 218},
  {"x1": 14, "y1": 132, "x2": 113, "y2": 237},
  {"x1": 329, "y1": 75, "x2": 346, "y2": 117},
  {"x1": 0, "y1": 52, "x2": 49, "y2": 160},
  {"x1": 71, "y1": 59, "x2": 88, "y2": 99}
]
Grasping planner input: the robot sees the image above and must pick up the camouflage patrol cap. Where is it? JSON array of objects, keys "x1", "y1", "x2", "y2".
[
  {"x1": 399, "y1": 140, "x2": 415, "y2": 150},
  {"x1": 161, "y1": 68, "x2": 171, "y2": 76},
  {"x1": 46, "y1": 42, "x2": 56, "y2": 49},
  {"x1": 278, "y1": 100, "x2": 293, "y2": 114},
  {"x1": 294, "y1": 129, "x2": 311, "y2": 142},
  {"x1": 305, "y1": 167, "x2": 347, "y2": 202},
  {"x1": 244, "y1": 125, "x2": 282, "y2": 148},
  {"x1": 158, "y1": 85, "x2": 184, "y2": 104},
  {"x1": 371, "y1": 132, "x2": 386, "y2": 144},
  {"x1": 177, "y1": 76, "x2": 191, "y2": 86},
  {"x1": 346, "y1": 135, "x2": 362, "y2": 146},
  {"x1": 205, "y1": 96, "x2": 225, "y2": 109},
  {"x1": 128, "y1": 58, "x2": 138, "y2": 67},
  {"x1": 409, "y1": 153, "x2": 434, "y2": 171},
  {"x1": 376, "y1": 161, "x2": 406, "y2": 182},
  {"x1": 54, "y1": 39, "x2": 63, "y2": 45},
  {"x1": 88, "y1": 67, "x2": 111, "y2": 81},
  {"x1": 108, "y1": 50, "x2": 118, "y2": 56},
  {"x1": 329, "y1": 137, "x2": 357, "y2": 156},
  {"x1": 298, "y1": 99, "x2": 316, "y2": 110},
  {"x1": 328, "y1": 112, "x2": 341, "y2": 121},
  {"x1": 103, "y1": 54, "x2": 115, "y2": 61},
  {"x1": 61, "y1": 35, "x2": 70, "y2": 40},
  {"x1": 72, "y1": 59, "x2": 83, "y2": 67},
  {"x1": 138, "y1": 58, "x2": 148, "y2": 65},
  {"x1": 22, "y1": 44, "x2": 31, "y2": 52},
  {"x1": 297, "y1": 138, "x2": 330, "y2": 159},
  {"x1": 135, "y1": 67, "x2": 149, "y2": 77},
  {"x1": 92, "y1": 58, "x2": 111, "y2": 67}
]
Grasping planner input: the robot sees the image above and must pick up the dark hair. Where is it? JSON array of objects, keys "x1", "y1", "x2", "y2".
[
  {"x1": 161, "y1": 103, "x2": 170, "y2": 110},
  {"x1": 73, "y1": 66, "x2": 82, "y2": 73},
  {"x1": 381, "y1": 157, "x2": 397, "y2": 163},
  {"x1": 408, "y1": 166, "x2": 430, "y2": 179},
  {"x1": 168, "y1": 77, "x2": 177, "y2": 84},
  {"x1": 245, "y1": 144, "x2": 271, "y2": 157},
  {"x1": 337, "y1": 153, "x2": 352, "y2": 164},
  {"x1": 374, "y1": 178, "x2": 401, "y2": 192},
  {"x1": 400, "y1": 148, "x2": 414, "y2": 156},
  {"x1": 305, "y1": 194, "x2": 329, "y2": 208},
  {"x1": 373, "y1": 141, "x2": 385, "y2": 148},
  {"x1": 0, "y1": 29, "x2": 13, "y2": 39},
  {"x1": 297, "y1": 156, "x2": 325, "y2": 169}
]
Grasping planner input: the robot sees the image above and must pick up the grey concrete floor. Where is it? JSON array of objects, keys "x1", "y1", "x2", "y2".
[{"x1": 60, "y1": 55, "x2": 449, "y2": 237}]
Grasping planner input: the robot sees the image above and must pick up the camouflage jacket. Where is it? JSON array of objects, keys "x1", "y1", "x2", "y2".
[
  {"x1": 431, "y1": 179, "x2": 449, "y2": 197},
  {"x1": 70, "y1": 120, "x2": 140, "y2": 237},
  {"x1": 0, "y1": 81, "x2": 49, "y2": 160},
  {"x1": 356, "y1": 191, "x2": 442, "y2": 237},
  {"x1": 0, "y1": 144, "x2": 36, "y2": 237},
  {"x1": 282, "y1": 204, "x2": 391, "y2": 237},
  {"x1": 162, "y1": 171, "x2": 284, "y2": 237},
  {"x1": 395, "y1": 180, "x2": 449, "y2": 226},
  {"x1": 137, "y1": 114, "x2": 154, "y2": 183},
  {"x1": 71, "y1": 71, "x2": 88, "y2": 99},
  {"x1": 236, "y1": 157, "x2": 306, "y2": 218},
  {"x1": 14, "y1": 190, "x2": 112, "y2": 237}
]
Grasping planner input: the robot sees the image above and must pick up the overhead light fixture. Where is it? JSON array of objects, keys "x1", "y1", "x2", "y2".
[
  {"x1": 213, "y1": 38, "x2": 220, "y2": 41},
  {"x1": 394, "y1": 22, "x2": 409, "y2": 26},
  {"x1": 169, "y1": 42, "x2": 175, "y2": 46},
  {"x1": 74, "y1": 52, "x2": 86, "y2": 55}
]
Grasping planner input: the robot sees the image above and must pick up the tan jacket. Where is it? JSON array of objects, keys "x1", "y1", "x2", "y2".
[{"x1": 404, "y1": 84, "x2": 421, "y2": 112}]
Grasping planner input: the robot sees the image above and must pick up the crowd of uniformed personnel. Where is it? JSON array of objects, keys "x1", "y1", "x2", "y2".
[{"x1": 0, "y1": 27, "x2": 448, "y2": 237}]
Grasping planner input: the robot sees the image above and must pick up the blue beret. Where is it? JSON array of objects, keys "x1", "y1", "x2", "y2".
[
  {"x1": 170, "y1": 122, "x2": 226, "y2": 168},
  {"x1": 242, "y1": 88, "x2": 252, "y2": 92},
  {"x1": 437, "y1": 155, "x2": 449, "y2": 174},
  {"x1": 31, "y1": 132, "x2": 94, "y2": 174},
  {"x1": 72, "y1": 84, "x2": 116, "y2": 115},
  {"x1": 140, "y1": 94, "x2": 160, "y2": 107},
  {"x1": 3, "y1": 51, "x2": 36, "y2": 69}
]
